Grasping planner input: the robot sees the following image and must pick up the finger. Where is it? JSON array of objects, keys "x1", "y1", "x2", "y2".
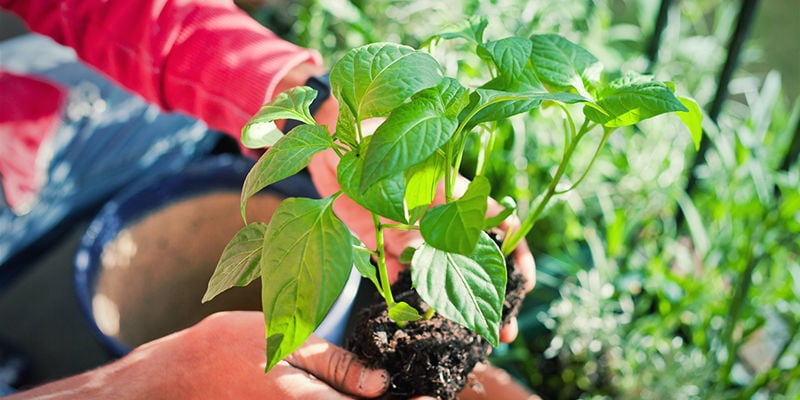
[
  {"x1": 498, "y1": 316, "x2": 519, "y2": 343},
  {"x1": 511, "y1": 237, "x2": 536, "y2": 292},
  {"x1": 285, "y1": 334, "x2": 389, "y2": 398},
  {"x1": 270, "y1": 361, "x2": 356, "y2": 400},
  {"x1": 458, "y1": 363, "x2": 541, "y2": 400}
]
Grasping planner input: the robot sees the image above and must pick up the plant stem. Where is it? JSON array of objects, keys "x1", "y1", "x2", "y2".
[
  {"x1": 373, "y1": 213, "x2": 396, "y2": 306},
  {"x1": 476, "y1": 124, "x2": 497, "y2": 177},
  {"x1": 380, "y1": 223, "x2": 419, "y2": 231},
  {"x1": 717, "y1": 250, "x2": 762, "y2": 388},
  {"x1": 501, "y1": 117, "x2": 594, "y2": 255},
  {"x1": 555, "y1": 127, "x2": 613, "y2": 195},
  {"x1": 445, "y1": 142, "x2": 455, "y2": 201}
]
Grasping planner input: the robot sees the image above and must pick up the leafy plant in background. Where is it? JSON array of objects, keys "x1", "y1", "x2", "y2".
[
  {"x1": 201, "y1": 15, "x2": 699, "y2": 379},
  {"x1": 496, "y1": 70, "x2": 799, "y2": 399}
]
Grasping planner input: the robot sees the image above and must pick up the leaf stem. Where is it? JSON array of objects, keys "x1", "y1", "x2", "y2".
[
  {"x1": 445, "y1": 142, "x2": 455, "y2": 201},
  {"x1": 555, "y1": 126, "x2": 613, "y2": 195},
  {"x1": 380, "y1": 223, "x2": 419, "y2": 231},
  {"x1": 449, "y1": 95, "x2": 528, "y2": 198},
  {"x1": 475, "y1": 124, "x2": 497, "y2": 177},
  {"x1": 501, "y1": 117, "x2": 594, "y2": 255},
  {"x1": 373, "y1": 213, "x2": 396, "y2": 306}
]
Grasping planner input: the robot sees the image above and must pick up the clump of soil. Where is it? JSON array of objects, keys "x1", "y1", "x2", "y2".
[
  {"x1": 502, "y1": 247, "x2": 527, "y2": 328},
  {"x1": 347, "y1": 235, "x2": 528, "y2": 399},
  {"x1": 349, "y1": 301, "x2": 490, "y2": 399}
]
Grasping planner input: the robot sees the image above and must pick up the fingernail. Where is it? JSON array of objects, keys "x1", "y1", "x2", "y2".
[{"x1": 359, "y1": 368, "x2": 389, "y2": 394}]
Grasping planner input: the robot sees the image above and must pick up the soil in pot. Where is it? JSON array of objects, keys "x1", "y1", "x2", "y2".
[
  {"x1": 93, "y1": 192, "x2": 282, "y2": 348},
  {"x1": 347, "y1": 235, "x2": 528, "y2": 399}
]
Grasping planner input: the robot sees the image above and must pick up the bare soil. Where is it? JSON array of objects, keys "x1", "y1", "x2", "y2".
[{"x1": 347, "y1": 237, "x2": 527, "y2": 399}]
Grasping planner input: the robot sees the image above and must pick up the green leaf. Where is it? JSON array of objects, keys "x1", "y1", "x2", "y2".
[
  {"x1": 334, "y1": 104, "x2": 358, "y2": 149},
  {"x1": 420, "y1": 176, "x2": 491, "y2": 255},
  {"x1": 352, "y1": 236, "x2": 381, "y2": 295},
  {"x1": 203, "y1": 222, "x2": 268, "y2": 302},
  {"x1": 360, "y1": 95, "x2": 458, "y2": 192},
  {"x1": 337, "y1": 148, "x2": 407, "y2": 223},
  {"x1": 242, "y1": 87, "x2": 318, "y2": 148},
  {"x1": 404, "y1": 152, "x2": 447, "y2": 223},
  {"x1": 466, "y1": 88, "x2": 587, "y2": 126},
  {"x1": 261, "y1": 197, "x2": 353, "y2": 371},
  {"x1": 583, "y1": 74, "x2": 689, "y2": 127},
  {"x1": 241, "y1": 125, "x2": 332, "y2": 221},
  {"x1": 411, "y1": 232, "x2": 506, "y2": 346},
  {"x1": 529, "y1": 34, "x2": 600, "y2": 95},
  {"x1": 388, "y1": 301, "x2": 423, "y2": 323},
  {"x1": 330, "y1": 43, "x2": 443, "y2": 121},
  {"x1": 478, "y1": 37, "x2": 533, "y2": 88},
  {"x1": 398, "y1": 246, "x2": 416, "y2": 264},
  {"x1": 414, "y1": 77, "x2": 471, "y2": 119},
  {"x1": 677, "y1": 96, "x2": 704, "y2": 150},
  {"x1": 483, "y1": 197, "x2": 517, "y2": 230},
  {"x1": 424, "y1": 15, "x2": 488, "y2": 44}
]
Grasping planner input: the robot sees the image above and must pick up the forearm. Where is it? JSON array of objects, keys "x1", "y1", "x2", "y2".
[
  {"x1": 5, "y1": 356, "x2": 158, "y2": 400},
  {"x1": 0, "y1": 0, "x2": 322, "y2": 136}
]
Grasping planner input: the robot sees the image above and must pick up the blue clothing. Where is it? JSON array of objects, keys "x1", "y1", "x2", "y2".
[{"x1": 0, "y1": 35, "x2": 219, "y2": 279}]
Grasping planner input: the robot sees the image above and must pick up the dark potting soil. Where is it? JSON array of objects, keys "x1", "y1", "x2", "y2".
[
  {"x1": 348, "y1": 299, "x2": 490, "y2": 399},
  {"x1": 346, "y1": 236, "x2": 528, "y2": 399}
]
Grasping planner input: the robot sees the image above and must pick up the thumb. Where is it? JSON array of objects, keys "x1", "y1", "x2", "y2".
[{"x1": 285, "y1": 334, "x2": 389, "y2": 398}]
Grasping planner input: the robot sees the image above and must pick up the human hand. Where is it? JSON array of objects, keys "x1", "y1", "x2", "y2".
[
  {"x1": 7, "y1": 311, "x2": 388, "y2": 400},
  {"x1": 457, "y1": 362, "x2": 541, "y2": 400},
  {"x1": 409, "y1": 362, "x2": 540, "y2": 400}
]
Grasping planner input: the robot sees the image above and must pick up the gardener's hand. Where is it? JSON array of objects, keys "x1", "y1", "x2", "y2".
[
  {"x1": 457, "y1": 362, "x2": 541, "y2": 400},
  {"x1": 409, "y1": 363, "x2": 540, "y2": 400},
  {"x1": 6, "y1": 312, "x2": 389, "y2": 400}
]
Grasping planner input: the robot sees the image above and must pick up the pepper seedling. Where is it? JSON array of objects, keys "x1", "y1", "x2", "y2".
[{"x1": 203, "y1": 17, "x2": 702, "y2": 371}]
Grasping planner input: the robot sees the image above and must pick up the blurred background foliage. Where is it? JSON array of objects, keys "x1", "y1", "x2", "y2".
[{"x1": 238, "y1": 0, "x2": 799, "y2": 398}]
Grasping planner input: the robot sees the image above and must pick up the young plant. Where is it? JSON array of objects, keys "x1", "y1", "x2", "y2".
[{"x1": 203, "y1": 17, "x2": 702, "y2": 372}]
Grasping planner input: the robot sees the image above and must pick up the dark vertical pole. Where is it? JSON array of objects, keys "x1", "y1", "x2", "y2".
[
  {"x1": 683, "y1": 0, "x2": 760, "y2": 196},
  {"x1": 779, "y1": 117, "x2": 800, "y2": 172},
  {"x1": 645, "y1": 0, "x2": 673, "y2": 74}
]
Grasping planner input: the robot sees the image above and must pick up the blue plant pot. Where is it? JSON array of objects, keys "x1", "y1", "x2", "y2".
[{"x1": 74, "y1": 154, "x2": 360, "y2": 357}]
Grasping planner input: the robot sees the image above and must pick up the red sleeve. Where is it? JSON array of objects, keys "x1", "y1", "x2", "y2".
[{"x1": 0, "y1": 0, "x2": 322, "y2": 137}]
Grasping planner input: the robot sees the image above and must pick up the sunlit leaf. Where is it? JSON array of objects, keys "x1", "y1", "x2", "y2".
[
  {"x1": 424, "y1": 15, "x2": 488, "y2": 45},
  {"x1": 583, "y1": 74, "x2": 688, "y2": 127},
  {"x1": 242, "y1": 87, "x2": 318, "y2": 148},
  {"x1": 360, "y1": 95, "x2": 458, "y2": 191},
  {"x1": 388, "y1": 301, "x2": 423, "y2": 322},
  {"x1": 241, "y1": 125, "x2": 332, "y2": 221},
  {"x1": 677, "y1": 96, "x2": 704, "y2": 150},
  {"x1": 411, "y1": 232, "x2": 506, "y2": 346},
  {"x1": 404, "y1": 152, "x2": 447, "y2": 223},
  {"x1": 420, "y1": 176, "x2": 491, "y2": 255},
  {"x1": 478, "y1": 37, "x2": 534, "y2": 90},
  {"x1": 338, "y1": 147, "x2": 407, "y2": 223},
  {"x1": 352, "y1": 236, "x2": 381, "y2": 295},
  {"x1": 330, "y1": 43, "x2": 443, "y2": 121},
  {"x1": 261, "y1": 197, "x2": 353, "y2": 371},
  {"x1": 529, "y1": 34, "x2": 600, "y2": 95},
  {"x1": 203, "y1": 222, "x2": 267, "y2": 302},
  {"x1": 466, "y1": 88, "x2": 587, "y2": 126}
]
